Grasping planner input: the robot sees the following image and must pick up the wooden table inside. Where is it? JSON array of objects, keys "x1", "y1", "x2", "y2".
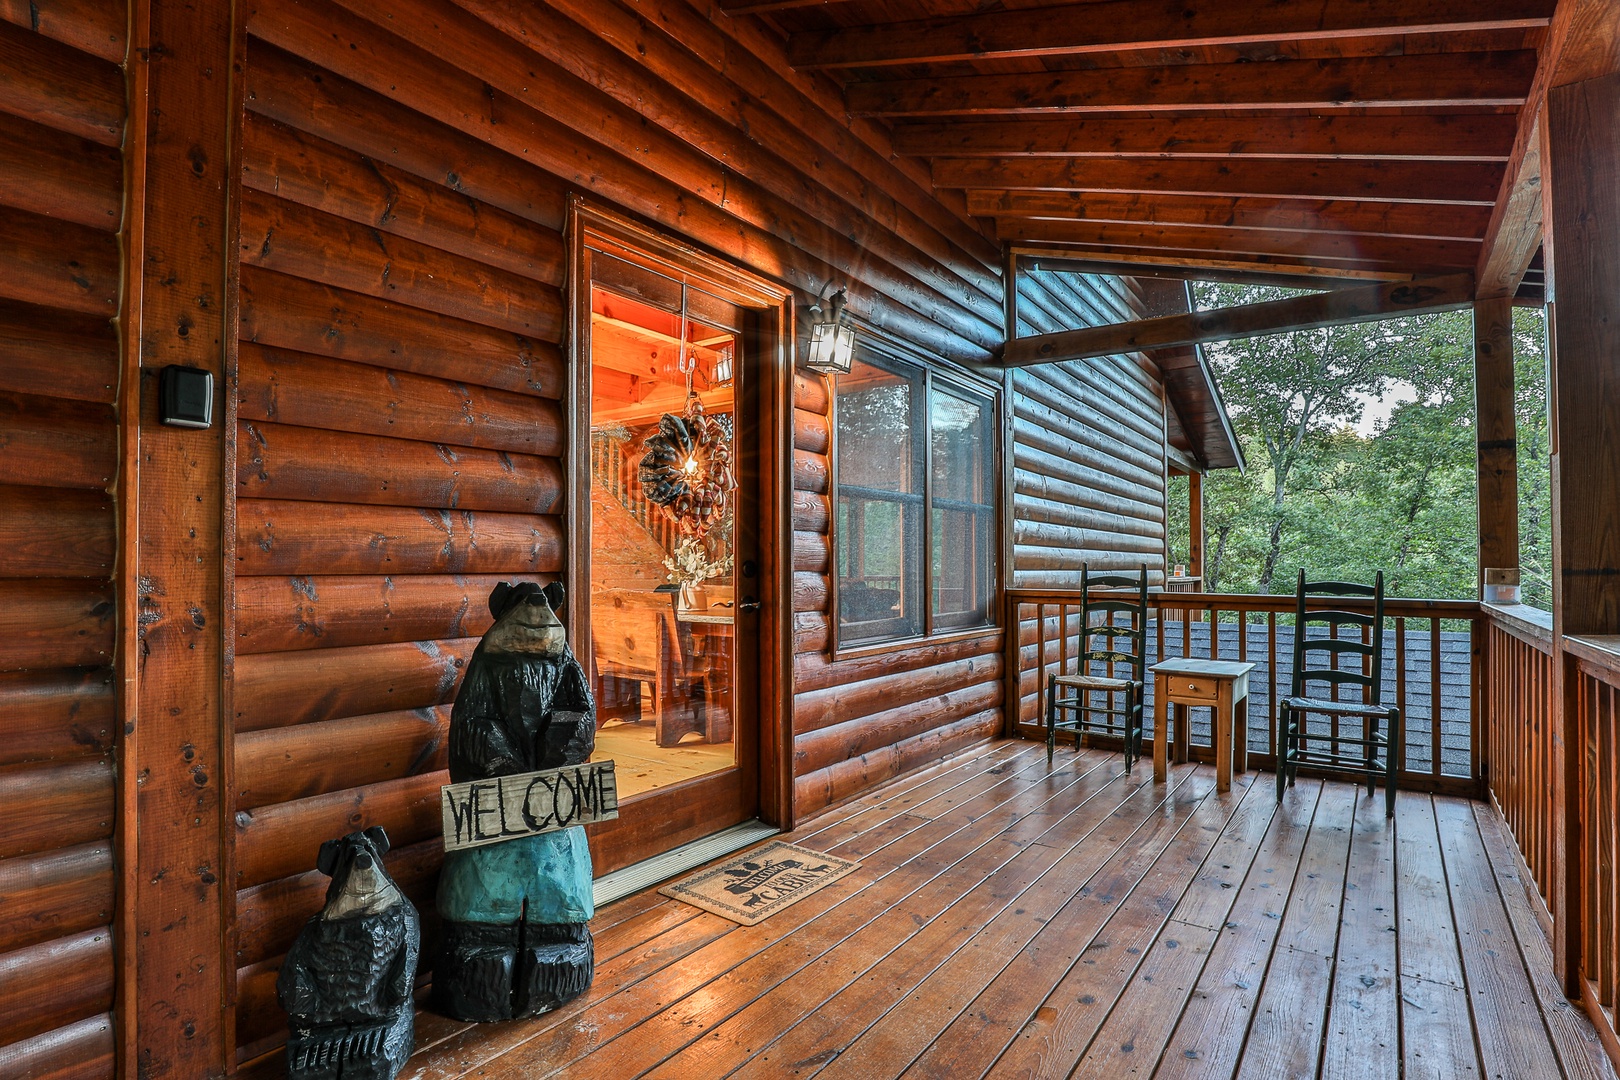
[{"x1": 1151, "y1": 657, "x2": 1255, "y2": 793}]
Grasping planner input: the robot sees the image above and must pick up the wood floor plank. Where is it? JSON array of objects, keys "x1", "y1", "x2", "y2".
[
  {"x1": 1064, "y1": 778, "x2": 1281, "y2": 1079},
  {"x1": 1434, "y1": 796, "x2": 1564, "y2": 1080},
  {"x1": 802, "y1": 764, "x2": 1215, "y2": 1080},
  {"x1": 1395, "y1": 791, "x2": 1468, "y2": 988},
  {"x1": 385, "y1": 745, "x2": 1606, "y2": 1080},
  {"x1": 1394, "y1": 792, "x2": 1482, "y2": 1080},
  {"x1": 476, "y1": 749, "x2": 1120, "y2": 1077},
  {"x1": 1234, "y1": 782, "x2": 1359, "y2": 1080},
  {"x1": 1399, "y1": 974, "x2": 1479, "y2": 1080},
  {"x1": 1153, "y1": 779, "x2": 1325, "y2": 1080},
  {"x1": 794, "y1": 742, "x2": 1046, "y2": 850},
  {"x1": 1234, "y1": 946, "x2": 1336, "y2": 1080},
  {"x1": 409, "y1": 749, "x2": 1057, "y2": 1079},
  {"x1": 1472, "y1": 801, "x2": 1620, "y2": 1080},
  {"x1": 1320, "y1": 793, "x2": 1401, "y2": 1080},
  {"x1": 638, "y1": 759, "x2": 1171, "y2": 1079},
  {"x1": 900, "y1": 768, "x2": 1222, "y2": 1079},
  {"x1": 984, "y1": 775, "x2": 1263, "y2": 1078},
  {"x1": 1273, "y1": 783, "x2": 1359, "y2": 958}
]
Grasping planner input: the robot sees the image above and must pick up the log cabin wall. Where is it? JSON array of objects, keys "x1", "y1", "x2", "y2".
[
  {"x1": 0, "y1": 0, "x2": 127, "y2": 1073},
  {"x1": 1011, "y1": 266, "x2": 1170, "y2": 588},
  {"x1": 1009, "y1": 266, "x2": 1170, "y2": 726},
  {"x1": 227, "y1": 0, "x2": 1005, "y2": 1062}
]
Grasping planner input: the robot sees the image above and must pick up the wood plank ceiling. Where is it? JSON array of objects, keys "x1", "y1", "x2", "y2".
[{"x1": 727, "y1": 0, "x2": 1553, "y2": 291}]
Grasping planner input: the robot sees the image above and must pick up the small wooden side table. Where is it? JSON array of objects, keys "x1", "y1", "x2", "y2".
[{"x1": 1150, "y1": 658, "x2": 1255, "y2": 792}]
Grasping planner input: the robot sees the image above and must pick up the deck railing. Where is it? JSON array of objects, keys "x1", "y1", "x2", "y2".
[
  {"x1": 1482, "y1": 605, "x2": 1558, "y2": 908},
  {"x1": 1478, "y1": 604, "x2": 1620, "y2": 1049},
  {"x1": 1565, "y1": 634, "x2": 1620, "y2": 1043},
  {"x1": 1007, "y1": 589, "x2": 1484, "y2": 796}
]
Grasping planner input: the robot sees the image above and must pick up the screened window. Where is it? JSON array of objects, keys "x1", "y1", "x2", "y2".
[{"x1": 834, "y1": 353, "x2": 996, "y2": 647}]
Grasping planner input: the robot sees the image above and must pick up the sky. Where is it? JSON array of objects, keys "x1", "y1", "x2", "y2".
[{"x1": 1352, "y1": 379, "x2": 1418, "y2": 435}]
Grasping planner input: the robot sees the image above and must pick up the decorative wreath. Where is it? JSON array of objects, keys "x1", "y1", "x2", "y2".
[{"x1": 637, "y1": 396, "x2": 734, "y2": 539}]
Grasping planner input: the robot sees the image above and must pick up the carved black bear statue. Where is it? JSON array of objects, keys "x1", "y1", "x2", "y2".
[
  {"x1": 277, "y1": 826, "x2": 419, "y2": 1080},
  {"x1": 433, "y1": 580, "x2": 596, "y2": 1022}
]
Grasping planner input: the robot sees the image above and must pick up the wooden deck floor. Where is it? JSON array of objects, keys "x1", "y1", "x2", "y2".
[{"x1": 396, "y1": 740, "x2": 1618, "y2": 1080}]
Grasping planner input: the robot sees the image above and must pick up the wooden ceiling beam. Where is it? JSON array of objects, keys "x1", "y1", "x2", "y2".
[
  {"x1": 1014, "y1": 242, "x2": 1448, "y2": 277},
  {"x1": 1002, "y1": 273, "x2": 1476, "y2": 365},
  {"x1": 935, "y1": 157, "x2": 1502, "y2": 204},
  {"x1": 993, "y1": 219, "x2": 1480, "y2": 271},
  {"x1": 1476, "y1": 0, "x2": 1620, "y2": 298},
  {"x1": 968, "y1": 190, "x2": 1492, "y2": 240},
  {"x1": 717, "y1": 0, "x2": 848, "y2": 12},
  {"x1": 846, "y1": 52, "x2": 1537, "y2": 116},
  {"x1": 788, "y1": 0, "x2": 1552, "y2": 70},
  {"x1": 1015, "y1": 246, "x2": 1411, "y2": 283},
  {"x1": 894, "y1": 114, "x2": 1517, "y2": 161}
]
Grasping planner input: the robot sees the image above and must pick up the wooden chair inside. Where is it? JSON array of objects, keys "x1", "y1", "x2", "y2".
[
  {"x1": 1045, "y1": 564, "x2": 1149, "y2": 769},
  {"x1": 1276, "y1": 569, "x2": 1402, "y2": 817}
]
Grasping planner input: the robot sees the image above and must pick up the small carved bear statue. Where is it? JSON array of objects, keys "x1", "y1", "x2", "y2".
[
  {"x1": 277, "y1": 826, "x2": 419, "y2": 1080},
  {"x1": 433, "y1": 580, "x2": 597, "y2": 1022}
]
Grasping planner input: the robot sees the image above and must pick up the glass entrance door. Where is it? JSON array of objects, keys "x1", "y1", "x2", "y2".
[{"x1": 579, "y1": 250, "x2": 763, "y2": 875}]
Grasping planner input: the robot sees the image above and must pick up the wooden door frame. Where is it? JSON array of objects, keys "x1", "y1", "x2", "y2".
[{"x1": 565, "y1": 197, "x2": 796, "y2": 836}]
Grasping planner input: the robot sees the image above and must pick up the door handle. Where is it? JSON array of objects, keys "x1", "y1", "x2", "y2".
[{"x1": 738, "y1": 597, "x2": 761, "y2": 611}]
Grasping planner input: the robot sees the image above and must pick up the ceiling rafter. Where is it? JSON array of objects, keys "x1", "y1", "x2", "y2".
[
  {"x1": 934, "y1": 157, "x2": 1501, "y2": 204},
  {"x1": 991, "y1": 219, "x2": 1479, "y2": 272},
  {"x1": 965, "y1": 191, "x2": 1492, "y2": 240},
  {"x1": 847, "y1": 52, "x2": 1538, "y2": 116},
  {"x1": 893, "y1": 114, "x2": 1517, "y2": 161},
  {"x1": 786, "y1": 0, "x2": 1553, "y2": 70}
]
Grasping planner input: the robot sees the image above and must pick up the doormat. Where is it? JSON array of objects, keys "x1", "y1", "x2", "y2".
[{"x1": 657, "y1": 841, "x2": 861, "y2": 926}]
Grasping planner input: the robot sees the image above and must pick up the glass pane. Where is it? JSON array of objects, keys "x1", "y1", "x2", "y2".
[
  {"x1": 836, "y1": 358, "x2": 924, "y2": 643},
  {"x1": 931, "y1": 385, "x2": 994, "y2": 628},
  {"x1": 588, "y1": 283, "x2": 737, "y2": 801}
]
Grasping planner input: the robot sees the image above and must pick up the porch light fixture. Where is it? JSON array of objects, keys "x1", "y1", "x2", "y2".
[{"x1": 805, "y1": 285, "x2": 856, "y2": 375}]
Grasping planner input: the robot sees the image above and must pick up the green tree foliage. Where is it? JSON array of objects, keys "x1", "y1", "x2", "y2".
[{"x1": 1167, "y1": 289, "x2": 1551, "y2": 605}]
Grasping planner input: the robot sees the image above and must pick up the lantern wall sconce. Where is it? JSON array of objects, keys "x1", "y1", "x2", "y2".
[{"x1": 804, "y1": 285, "x2": 856, "y2": 375}]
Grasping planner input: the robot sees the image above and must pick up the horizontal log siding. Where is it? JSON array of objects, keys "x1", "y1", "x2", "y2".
[
  {"x1": 1011, "y1": 270, "x2": 1168, "y2": 591},
  {"x1": 234, "y1": 0, "x2": 1001, "y2": 1058},
  {"x1": 0, "y1": 3, "x2": 122, "y2": 1074},
  {"x1": 231, "y1": 58, "x2": 568, "y2": 1060}
]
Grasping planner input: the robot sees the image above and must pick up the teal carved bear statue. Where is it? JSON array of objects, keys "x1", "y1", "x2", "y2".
[{"x1": 432, "y1": 581, "x2": 596, "y2": 1022}]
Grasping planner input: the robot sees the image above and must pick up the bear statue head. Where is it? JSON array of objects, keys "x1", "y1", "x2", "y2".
[
  {"x1": 480, "y1": 581, "x2": 569, "y2": 659},
  {"x1": 316, "y1": 826, "x2": 403, "y2": 920}
]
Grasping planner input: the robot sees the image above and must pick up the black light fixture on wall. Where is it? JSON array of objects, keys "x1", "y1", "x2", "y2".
[{"x1": 803, "y1": 285, "x2": 856, "y2": 375}]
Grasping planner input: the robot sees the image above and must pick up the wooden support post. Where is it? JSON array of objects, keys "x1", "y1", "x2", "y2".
[
  {"x1": 1544, "y1": 68, "x2": 1620, "y2": 996},
  {"x1": 1187, "y1": 471, "x2": 1205, "y2": 579},
  {"x1": 1474, "y1": 295, "x2": 1519, "y2": 595},
  {"x1": 122, "y1": 0, "x2": 242, "y2": 1072}
]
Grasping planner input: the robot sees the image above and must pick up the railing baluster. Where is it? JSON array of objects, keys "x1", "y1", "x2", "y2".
[
  {"x1": 1238, "y1": 614, "x2": 1250, "y2": 755},
  {"x1": 1396, "y1": 618, "x2": 1409, "y2": 776},
  {"x1": 1430, "y1": 618, "x2": 1443, "y2": 781},
  {"x1": 1268, "y1": 610, "x2": 1278, "y2": 759}
]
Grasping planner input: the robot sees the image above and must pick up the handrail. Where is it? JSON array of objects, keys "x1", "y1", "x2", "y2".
[
  {"x1": 1482, "y1": 601, "x2": 1555, "y2": 650},
  {"x1": 1008, "y1": 587, "x2": 1478, "y2": 619},
  {"x1": 1565, "y1": 634, "x2": 1620, "y2": 678}
]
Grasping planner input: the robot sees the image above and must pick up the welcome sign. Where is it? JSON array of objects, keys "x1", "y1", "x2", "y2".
[{"x1": 440, "y1": 761, "x2": 618, "y2": 852}]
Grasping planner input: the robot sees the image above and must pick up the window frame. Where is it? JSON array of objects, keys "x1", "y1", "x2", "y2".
[{"x1": 828, "y1": 335, "x2": 1002, "y2": 659}]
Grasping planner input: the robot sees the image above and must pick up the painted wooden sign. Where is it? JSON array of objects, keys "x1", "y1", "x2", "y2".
[{"x1": 440, "y1": 761, "x2": 618, "y2": 852}]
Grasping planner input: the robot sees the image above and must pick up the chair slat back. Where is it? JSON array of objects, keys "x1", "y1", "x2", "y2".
[
  {"x1": 1079, "y1": 564, "x2": 1149, "y2": 680},
  {"x1": 1289, "y1": 569, "x2": 1386, "y2": 702}
]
